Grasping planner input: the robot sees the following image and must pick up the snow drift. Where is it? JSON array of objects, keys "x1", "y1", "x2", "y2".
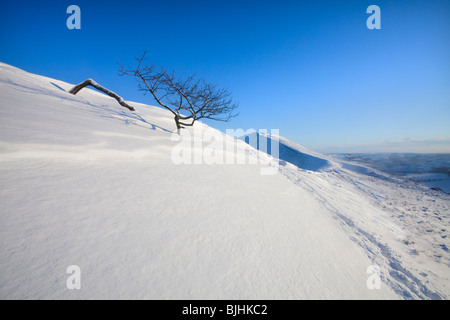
[{"x1": 0, "y1": 62, "x2": 449, "y2": 299}]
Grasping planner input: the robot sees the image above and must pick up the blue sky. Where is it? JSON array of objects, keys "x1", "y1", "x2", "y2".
[{"x1": 1, "y1": 0, "x2": 449, "y2": 153}]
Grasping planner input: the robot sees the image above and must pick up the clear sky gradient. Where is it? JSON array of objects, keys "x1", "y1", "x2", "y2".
[{"x1": 1, "y1": 0, "x2": 449, "y2": 153}]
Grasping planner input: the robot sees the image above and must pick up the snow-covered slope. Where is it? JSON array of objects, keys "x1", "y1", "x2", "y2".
[
  {"x1": 0, "y1": 63, "x2": 448, "y2": 299},
  {"x1": 239, "y1": 131, "x2": 450, "y2": 299}
]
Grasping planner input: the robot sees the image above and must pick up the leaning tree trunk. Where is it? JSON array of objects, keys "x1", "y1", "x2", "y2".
[
  {"x1": 69, "y1": 79, "x2": 135, "y2": 111},
  {"x1": 174, "y1": 115, "x2": 183, "y2": 135}
]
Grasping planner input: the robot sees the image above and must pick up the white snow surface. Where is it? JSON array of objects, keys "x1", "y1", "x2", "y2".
[{"x1": 0, "y1": 62, "x2": 449, "y2": 299}]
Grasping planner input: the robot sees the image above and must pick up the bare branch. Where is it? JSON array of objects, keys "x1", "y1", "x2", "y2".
[{"x1": 69, "y1": 79, "x2": 135, "y2": 111}]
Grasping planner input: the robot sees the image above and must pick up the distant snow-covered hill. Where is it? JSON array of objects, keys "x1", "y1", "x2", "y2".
[
  {"x1": 0, "y1": 62, "x2": 449, "y2": 299},
  {"x1": 331, "y1": 153, "x2": 450, "y2": 193}
]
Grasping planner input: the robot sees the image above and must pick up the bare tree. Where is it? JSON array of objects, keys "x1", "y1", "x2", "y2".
[{"x1": 119, "y1": 53, "x2": 238, "y2": 133}]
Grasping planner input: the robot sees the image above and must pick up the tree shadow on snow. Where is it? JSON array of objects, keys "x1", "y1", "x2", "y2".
[{"x1": 50, "y1": 82, "x2": 66, "y2": 92}]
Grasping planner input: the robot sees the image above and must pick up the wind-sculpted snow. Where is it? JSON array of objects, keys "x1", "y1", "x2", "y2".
[
  {"x1": 240, "y1": 132, "x2": 332, "y2": 172},
  {"x1": 0, "y1": 62, "x2": 448, "y2": 299},
  {"x1": 277, "y1": 138, "x2": 332, "y2": 172}
]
